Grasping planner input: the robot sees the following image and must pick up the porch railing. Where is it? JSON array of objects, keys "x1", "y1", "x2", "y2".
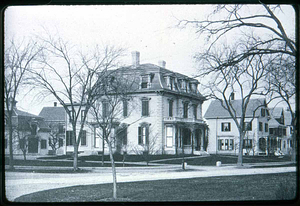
[{"x1": 163, "y1": 117, "x2": 205, "y2": 124}]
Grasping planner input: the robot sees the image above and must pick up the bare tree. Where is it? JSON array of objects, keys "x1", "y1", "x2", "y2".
[
  {"x1": 90, "y1": 67, "x2": 139, "y2": 200},
  {"x1": 179, "y1": 4, "x2": 296, "y2": 58},
  {"x1": 48, "y1": 123, "x2": 64, "y2": 154},
  {"x1": 178, "y1": 4, "x2": 296, "y2": 162},
  {"x1": 196, "y1": 41, "x2": 272, "y2": 165},
  {"x1": 4, "y1": 38, "x2": 42, "y2": 169},
  {"x1": 267, "y1": 55, "x2": 296, "y2": 162},
  {"x1": 131, "y1": 127, "x2": 160, "y2": 166},
  {"x1": 30, "y1": 33, "x2": 125, "y2": 170}
]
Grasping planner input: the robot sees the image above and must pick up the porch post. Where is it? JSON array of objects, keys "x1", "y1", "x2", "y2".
[
  {"x1": 201, "y1": 127, "x2": 204, "y2": 151},
  {"x1": 191, "y1": 127, "x2": 195, "y2": 154},
  {"x1": 175, "y1": 124, "x2": 178, "y2": 155}
]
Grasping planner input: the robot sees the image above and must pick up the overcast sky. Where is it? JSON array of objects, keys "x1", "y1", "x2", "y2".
[{"x1": 5, "y1": 5, "x2": 295, "y2": 115}]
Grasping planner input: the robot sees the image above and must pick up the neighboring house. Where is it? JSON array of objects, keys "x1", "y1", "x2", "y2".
[
  {"x1": 38, "y1": 102, "x2": 66, "y2": 155},
  {"x1": 204, "y1": 98, "x2": 270, "y2": 156},
  {"x1": 269, "y1": 107, "x2": 293, "y2": 155},
  {"x1": 64, "y1": 51, "x2": 208, "y2": 155},
  {"x1": 5, "y1": 99, "x2": 51, "y2": 156}
]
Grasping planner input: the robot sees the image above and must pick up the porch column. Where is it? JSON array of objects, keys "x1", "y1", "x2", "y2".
[
  {"x1": 201, "y1": 128, "x2": 204, "y2": 151},
  {"x1": 175, "y1": 124, "x2": 178, "y2": 155},
  {"x1": 191, "y1": 127, "x2": 195, "y2": 154}
]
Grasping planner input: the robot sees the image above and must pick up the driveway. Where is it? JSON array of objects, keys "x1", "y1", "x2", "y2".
[{"x1": 5, "y1": 163, "x2": 296, "y2": 202}]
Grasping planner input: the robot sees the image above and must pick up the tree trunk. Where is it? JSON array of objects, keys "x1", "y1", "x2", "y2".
[
  {"x1": 108, "y1": 142, "x2": 117, "y2": 200},
  {"x1": 8, "y1": 122, "x2": 14, "y2": 170},
  {"x1": 23, "y1": 151, "x2": 26, "y2": 161},
  {"x1": 237, "y1": 131, "x2": 244, "y2": 166},
  {"x1": 102, "y1": 130, "x2": 105, "y2": 166},
  {"x1": 73, "y1": 144, "x2": 78, "y2": 171}
]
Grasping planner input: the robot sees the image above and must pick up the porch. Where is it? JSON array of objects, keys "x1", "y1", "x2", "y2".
[{"x1": 164, "y1": 118, "x2": 208, "y2": 155}]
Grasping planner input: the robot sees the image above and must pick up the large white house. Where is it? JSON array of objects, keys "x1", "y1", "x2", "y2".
[
  {"x1": 64, "y1": 51, "x2": 208, "y2": 156},
  {"x1": 204, "y1": 98, "x2": 270, "y2": 156}
]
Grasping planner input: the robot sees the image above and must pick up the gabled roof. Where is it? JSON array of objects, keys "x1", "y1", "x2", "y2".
[
  {"x1": 268, "y1": 117, "x2": 282, "y2": 127},
  {"x1": 270, "y1": 107, "x2": 283, "y2": 119},
  {"x1": 15, "y1": 109, "x2": 41, "y2": 119},
  {"x1": 204, "y1": 98, "x2": 266, "y2": 119},
  {"x1": 284, "y1": 110, "x2": 293, "y2": 126},
  {"x1": 39, "y1": 107, "x2": 66, "y2": 122}
]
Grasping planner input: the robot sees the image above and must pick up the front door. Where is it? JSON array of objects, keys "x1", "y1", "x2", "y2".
[
  {"x1": 195, "y1": 129, "x2": 201, "y2": 151},
  {"x1": 28, "y1": 137, "x2": 38, "y2": 153}
]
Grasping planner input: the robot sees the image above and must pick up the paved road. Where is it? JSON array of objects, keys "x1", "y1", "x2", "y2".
[{"x1": 4, "y1": 163, "x2": 296, "y2": 202}]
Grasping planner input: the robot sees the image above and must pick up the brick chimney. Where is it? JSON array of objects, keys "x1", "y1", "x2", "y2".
[
  {"x1": 158, "y1": 60, "x2": 166, "y2": 68},
  {"x1": 131, "y1": 51, "x2": 140, "y2": 67}
]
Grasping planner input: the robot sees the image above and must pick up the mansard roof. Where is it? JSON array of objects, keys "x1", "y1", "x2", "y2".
[
  {"x1": 110, "y1": 63, "x2": 205, "y2": 101},
  {"x1": 204, "y1": 98, "x2": 267, "y2": 119}
]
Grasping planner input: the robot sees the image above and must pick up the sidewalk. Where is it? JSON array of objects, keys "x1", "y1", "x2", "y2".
[{"x1": 5, "y1": 162, "x2": 296, "y2": 202}]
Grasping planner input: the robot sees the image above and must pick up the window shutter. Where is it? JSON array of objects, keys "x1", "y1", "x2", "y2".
[
  {"x1": 229, "y1": 123, "x2": 231, "y2": 131},
  {"x1": 138, "y1": 127, "x2": 142, "y2": 144},
  {"x1": 146, "y1": 126, "x2": 149, "y2": 145},
  {"x1": 221, "y1": 123, "x2": 224, "y2": 131}
]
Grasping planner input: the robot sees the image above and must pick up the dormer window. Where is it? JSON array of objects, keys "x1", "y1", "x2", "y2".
[{"x1": 141, "y1": 76, "x2": 148, "y2": 88}]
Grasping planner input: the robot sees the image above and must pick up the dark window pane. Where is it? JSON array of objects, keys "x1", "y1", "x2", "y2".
[
  {"x1": 142, "y1": 100, "x2": 149, "y2": 116},
  {"x1": 169, "y1": 101, "x2": 173, "y2": 117},
  {"x1": 41, "y1": 140, "x2": 47, "y2": 149},
  {"x1": 123, "y1": 100, "x2": 128, "y2": 117},
  {"x1": 81, "y1": 130, "x2": 86, "y2": 146}
]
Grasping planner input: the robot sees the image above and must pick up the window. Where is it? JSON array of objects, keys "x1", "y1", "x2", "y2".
[
  {"x1": 261, "y1": 108, "x2": 266, "y2": 117},
  {"x1": 218, "y1": 139, "x2": 223, "y2": 150},
  {"x1": 269, "y1": 128, "x2": 274, "y2": 135},
  {"x1": 166, "y1": 126, "x2": 173, "y2": 147},
  {"x1": 283, "y1": 140, "x2": 286, "y2": 149},
  {"x1": 117, "y1": 127, "x2": 127, "y2": 146},
  {"x1": 41, "y1": 139, "x2": 47, "y2": 149},
  {"x1": 221, "y1": 123, "x2": 231, "y2": 132},
  {"x1": 243, "y1": 139, "x2": 253, "y2": 149},
  {"x1": 69, "y1": 111, "x2": 75, "y2": 122},
  {"x1": 31, "y1": 124, "x2": 37, "y2": 135},
  {"x1": 58, "y1": 124, "x2": 64, "y2": 134},
  {"x1": 265, "y1": 123, "x2": 268, "y2": 132},
  {"x1": 141, "y1": 76, "x2": 148, "y2": 88},
  {"x1": 169, "y1": 100, "x2": 173, "y2": 117},
  {"x1": 5, "y1": 139, "x2": 8, "y2": 149},
  {"x1": 123, "y1": 100, "x2": 128, "y2": 117},
  {"x1": 183, "y1": 102, "x2": 188, "y2": 118},
  {"x1": 218, "y1": 138, "x2": 234, "y2": 150},
  {"x1": 225, "y1": 139, "x2": 229, "y2": 150},
  {"x1": 19, "y1": 139, "x2": 25, "y2": 150},
  {"x1": 81, "y1": 130, "x2": 87, "y2": 146},
  {"x1": 138, "y1": 126, "x2": 149, "y2": 145},
  {"x1": 278, "y1": 139, "x2": 282, "y2": 148},
  {"x1": 81, "y1": 110, "x2": 85, "y2": 122},
  {"x1": 245, "y1": 122, "x2": 252, "y2": 131},
  {"x1": 283, "y1": 128, "x2": 287, "y2": 136},
  {"x1": 66, "y1": 131, "x2": 73, "y2": 146},
  {"x1": 102, "y1": 101, "x2": 109, "y2": 118},
  {"x1": 59, "y1": 138, "x2": 63, "y2": 147},
  {"x1": 259, "y1": 122, "x2": 263, "y2": 131},
  {"x1": 230, "y1": 139, "x2": 234, "y2": 150},
  {"x1": 142, "y1": 99, "x2": 149, "y2": 116},
  {"x1": 193, "y1": 105, "x2": 197, "y2": 119}
]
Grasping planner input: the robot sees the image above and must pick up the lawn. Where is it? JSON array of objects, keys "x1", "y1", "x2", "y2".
[
  {"x1": 38, "y1": 154, "x2": 196, "y2": 162},
  {"x1": 159, "y1": 154, "x2": 292, "y2": 165},
  {"x1": 15, "y1": 172, "x2": 297, "y2": 202},
  {"x1": 4, "y1": 158, "x2": 147, "y2": 168}
]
